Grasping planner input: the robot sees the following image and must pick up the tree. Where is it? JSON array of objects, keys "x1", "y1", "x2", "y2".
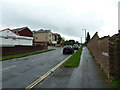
[
  {"x1": 75, "y1": 41, "x2": 79, "y2": 44},
  {"x1": 69, "y1": 40, "x2": 75, "y2": 45},
  {"x1": 63, "y1": 39, "x2": 76, "y2": 45},
  {"x1": 86, "y1": 32, "x2": 90, "y2": 43},
  {"x1": 57, "y1": 35, "x2": 62, "y2": 44},
  {"x1": 64, "y1": 40, "x2": 69, "y2": 45}
]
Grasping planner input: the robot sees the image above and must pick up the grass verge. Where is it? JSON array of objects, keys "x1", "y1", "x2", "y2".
[
  {"x1": 0, "y1": 49, "x2": 55, "y2": 61},
  {"x1": 62, "y1": 47, "x2": 83, "y2": 68},
  {"x1": 96, "y1": 61, "x2": 120, "y2": 89},
  {"x1": 110, "y1": 76, "x2": 120, "y2": 89}
]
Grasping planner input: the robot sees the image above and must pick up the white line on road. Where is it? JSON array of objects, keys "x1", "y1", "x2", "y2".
[{"x1": 0, "y1": 65, "x2": 16, "y2": 71}]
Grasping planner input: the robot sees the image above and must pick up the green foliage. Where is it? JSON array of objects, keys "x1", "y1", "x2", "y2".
[
  {"x1": 64, "y1": 40, "x2": 70, "y2": 45},
  {"x1": 62, "y1": 47, "x2": 83, "y2": 67},
  {"x1": 0, "y1": 49, "x2": 55, "y2": 61},
  {"x1": 75, "y1": 41, "x2": 79, "y2": 44},
  {"x1": 57, "y1": 36, "x2": 62, "y2": 44},
  {"x1": 111, "y1": 77, "x2": 120, "y2": 89},
  {"x1": 64, "y1": 39, "x2": 76, "y2": 45}
]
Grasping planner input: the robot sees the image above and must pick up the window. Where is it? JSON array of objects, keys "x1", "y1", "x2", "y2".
[
  {"x1": 5, "y1": 37, "x2": 8, "y2": 39},
  {"x1": 36, "y1": 37, "x2": 38, "y2": 39},
  {"x1": 13, "y1": 38, "x2": 16, "y2": 40},
  {"x1": 46, "y1": 37, "x2": 48, "y2": 40}
]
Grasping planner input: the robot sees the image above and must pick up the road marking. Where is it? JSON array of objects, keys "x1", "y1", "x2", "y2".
[
  {"x1": 0, "y1": 65, "x2": 16, "y2": 71},
  {"x1": 31, "y1": 60, "x2": 36, "y2": 62},
  {"x1": 25, "y1": 55, "x2": 72, "y2": 90}
]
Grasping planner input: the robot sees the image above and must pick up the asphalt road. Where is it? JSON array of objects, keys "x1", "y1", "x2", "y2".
[
  {"x1": 35, "y1": 47, "x2": 109, "y2": 88},
  {"x1": 2, "y1": 47, "x2": 70, "y2": 88}
]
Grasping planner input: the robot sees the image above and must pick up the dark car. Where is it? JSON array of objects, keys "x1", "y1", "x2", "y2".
[
  {"x1": 63, "y1": 45, "x2": 74, "y2": 54},
  {"x1": 73, "y1": 44, "x2": 79, "y2": 50}
]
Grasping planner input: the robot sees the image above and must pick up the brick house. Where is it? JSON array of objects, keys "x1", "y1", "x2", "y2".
[{"x1": 12, "y1": 27, "x2": 33, "y2": 37}]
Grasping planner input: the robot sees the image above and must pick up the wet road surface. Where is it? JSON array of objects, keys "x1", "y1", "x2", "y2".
[
  {"x1": 35, "y1": 47, "x2": 109, "y2": 88},
  {"x1": 2, "y1": 48, "x2": 70, "y2": 88}
]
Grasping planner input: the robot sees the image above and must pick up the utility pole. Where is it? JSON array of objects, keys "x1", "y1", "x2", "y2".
[
  {"x1": 82, "y1": 29, "x2": 86, "y2": 43},
  {"x1": 81, "y1": 37, "x2": 82, "y2": 44}
]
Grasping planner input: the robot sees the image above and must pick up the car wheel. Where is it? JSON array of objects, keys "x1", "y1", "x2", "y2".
[
  {"x1": 71, "y1": 51, "x2": 74, "y2": 54},
  {"x1": 72, "y1": 51, "x2": 74, "y2": 54},
  {"x1": 63, "y1": 51, "x2": 65, "y2": 54}
]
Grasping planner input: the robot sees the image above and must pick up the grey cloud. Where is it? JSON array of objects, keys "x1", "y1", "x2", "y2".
[{"x1": 2, "y1": 0, "x2": 105, "y2": 40}]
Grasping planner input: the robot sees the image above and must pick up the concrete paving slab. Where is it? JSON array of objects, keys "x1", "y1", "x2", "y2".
[{"x1": 67, "y1": 47, "x2": 109, "y2": 88}]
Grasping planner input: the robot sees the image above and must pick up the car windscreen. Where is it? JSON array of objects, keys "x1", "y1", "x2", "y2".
[{"x1": 64, "y1": 46, "x2": 72, "y2": 48}]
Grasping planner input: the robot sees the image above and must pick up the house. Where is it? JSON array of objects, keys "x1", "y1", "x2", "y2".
[
  {"x1": 12, "y1": 27, "x2": 33, "y2": 37},
  {"x1": 52, "y1": 33, "x2": 60, "y2": 41},
  {"x1": 33, "y1": 29, "x2": 52, "y2": 45},
  {"x1": 52, "y1": 33, "x2": 60, "y2": 46},
  {"x1": 0, "y1": 28, "x2": 33, "y2": 46}
]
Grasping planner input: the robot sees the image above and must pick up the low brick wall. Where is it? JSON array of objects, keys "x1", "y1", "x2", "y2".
[
  {"x1": 1, "y1": 45, "x2": 48, "y2": 56},
  {"x1": 87, "y1": 32, "x2": 120, "y2": 77}
]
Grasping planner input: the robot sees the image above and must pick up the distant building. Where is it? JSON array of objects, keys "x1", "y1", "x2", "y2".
[
  {"x1": 33, "y1": 29, "x2": 52, "y2": 45},
  {"x1": 0, "y1": 28, "x2": 33, "y2": 46},
  {"x1": 52, "y1": 33, "x2": 58, "y2": 45},
  {"x1": 33, "y1": 29, "x2": 62, "y2": 46},
  {"x1": 52, "y1": 33, "x2": 60, "y2": 45},
  {"x1": 12, "y1": 27, "x2": 33, "y2": 37}
]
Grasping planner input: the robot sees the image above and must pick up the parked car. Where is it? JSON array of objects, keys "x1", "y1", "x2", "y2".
[
  {"x1": 73, "y1": 44, "x2": 79, "y2": 50},
  {"x1": 63, "y1": 45, "x2": 74, "y2": 54}
]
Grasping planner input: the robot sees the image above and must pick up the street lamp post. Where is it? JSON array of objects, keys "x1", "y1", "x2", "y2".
[
  {"x1": 82, "y1": 29, "x2": 86, "y2": 43},
  {"x1": 81, "y1": 37, "x2": 82, "y2": 44}
]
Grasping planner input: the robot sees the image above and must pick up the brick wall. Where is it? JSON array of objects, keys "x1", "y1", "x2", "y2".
[
  {"x1": 1, "y1": 45, "x2": 48, "y2": 56},
  {"x1": 109, "y1": 34, "x2": 120, "y2": 76},
  {"x1": 87, "y1": 32, "x2": 99, "y2": 61},
  {"x1": 87, "y1": 32, "x2": 120, "y2": 77},
  {"x1": 97, "y1": 36, "x2": 110, "y2": 75}
]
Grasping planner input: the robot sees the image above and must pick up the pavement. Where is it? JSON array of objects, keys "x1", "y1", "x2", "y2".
[
  {"x1": 2, "y1": 48, "x2": 70, "y2": 88},
  {"x1": 35, "y1": 47, "x2": 110, "y2": 88}
]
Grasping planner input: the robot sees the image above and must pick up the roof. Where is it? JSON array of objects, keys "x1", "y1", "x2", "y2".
[
  {"x1": 0, "y1": 28, "x2": 33, "y2": 40},
  {"x1": 0, "y1": 28, "x2": 19, "y2": 35},
  {"x1": 12, "y1": 27, "x2": 29, "y2": 32},
  {"x1": 0, "y1": 28, "x2": 11, "y2": 32},
  {"x1": 33, "y1": 29, "x2": 51, "y2": 33},
  {"x1": 52, "y1": 33, "x2": 60, "y2": 35}
]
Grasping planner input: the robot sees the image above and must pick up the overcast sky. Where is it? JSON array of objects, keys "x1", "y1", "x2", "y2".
[{"x1": 1, "y1": 0, "x2": 119, "y2": 42}]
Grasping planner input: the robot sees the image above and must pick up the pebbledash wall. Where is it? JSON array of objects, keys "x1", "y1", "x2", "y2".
[{"x1": 87, "y1": 32, "x2": 120, "y2": 77}]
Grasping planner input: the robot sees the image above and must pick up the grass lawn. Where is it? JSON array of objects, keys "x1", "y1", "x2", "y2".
[
  {"x1": 62, "y1": 46, "x2": 83, "y2": 68},
  {"x1": 0, "y1": 49, "x2": 55, "y2": 61}
]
